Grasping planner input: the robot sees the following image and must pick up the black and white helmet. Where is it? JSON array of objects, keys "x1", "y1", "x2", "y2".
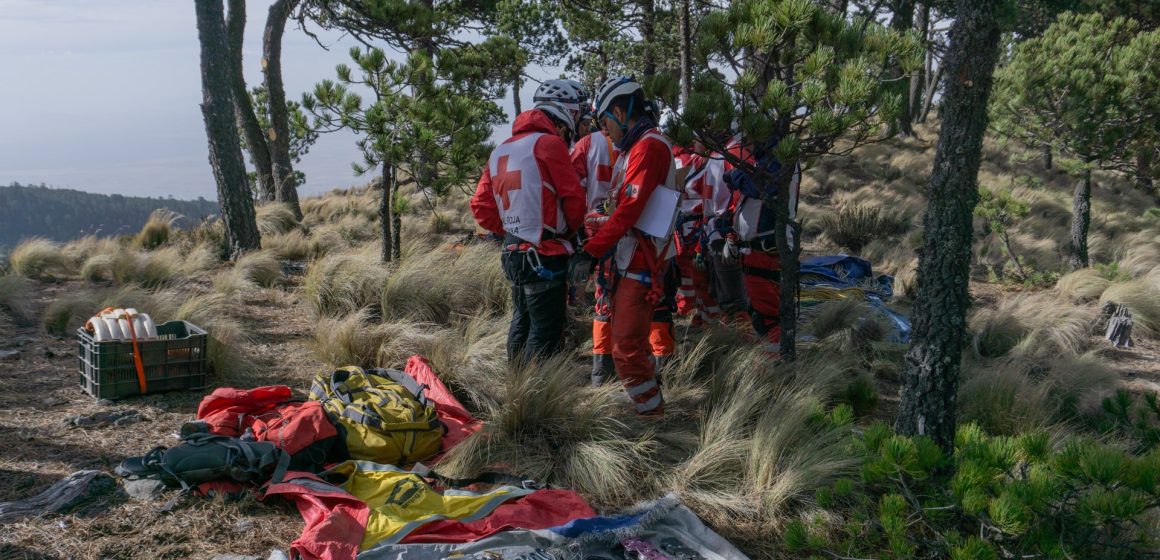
[
  {"x1": 535, "y1": 101, "x2": 576, "y2": 138},
  {"x1": 594, "y1": 76, "x2": 643, "y2": 118},
  {"x1": 533, "y1": 79, "x2": 582, "y2": 115},
  {"x1": 563, "y1": 79, "x2": 588, "y2": 104}
]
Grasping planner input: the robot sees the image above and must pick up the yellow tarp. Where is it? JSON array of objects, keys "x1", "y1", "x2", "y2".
[{"x1": 327, "y1": 461, "x2": 533, "y2": 549}]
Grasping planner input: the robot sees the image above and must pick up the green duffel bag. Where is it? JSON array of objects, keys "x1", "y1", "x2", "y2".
[{"x1": 308, "y1": 366, "x2": 444, "y2": 466}]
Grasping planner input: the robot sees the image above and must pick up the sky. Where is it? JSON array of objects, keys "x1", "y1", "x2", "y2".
[{"x1": 0, "y1": 0, "x2": 552, "y2": 200}]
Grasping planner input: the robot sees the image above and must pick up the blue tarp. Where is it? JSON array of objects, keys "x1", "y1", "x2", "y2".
[{"x1": 800, "y1": 254, "x2": 911, "y2": 343}]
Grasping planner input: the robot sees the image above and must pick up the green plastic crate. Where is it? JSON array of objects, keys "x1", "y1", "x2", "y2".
[{"x1": 77, "y1": 320, "x2": 208, "y2": 400}]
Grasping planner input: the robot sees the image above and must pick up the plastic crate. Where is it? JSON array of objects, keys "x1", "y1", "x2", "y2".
[{"x1": 77, "y1": 320, "x2": 208, "y2": 400}]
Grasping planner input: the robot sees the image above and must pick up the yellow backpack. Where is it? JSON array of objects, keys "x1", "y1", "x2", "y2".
[{"x1": 308, "y1": 366, "x2": 444, "y2": 465}]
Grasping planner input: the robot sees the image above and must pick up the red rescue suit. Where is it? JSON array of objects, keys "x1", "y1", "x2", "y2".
[
  {"x1": 584, "y1": 129, "x2": 677, "y2": 416},
  {"x1": 572, "y1": 132, "x2": 620, "y2": 383}
]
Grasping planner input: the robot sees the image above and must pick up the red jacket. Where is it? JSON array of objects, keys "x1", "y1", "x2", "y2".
[
  {"x1": 584, "y1": 130, "x2": 674, "y2": 271},
  {"x1": 471, "y1": 110, "x2": 586, "y2": 256},
  {"x1": 570, "y1": 131, "x2": 619, "y2": 211}
]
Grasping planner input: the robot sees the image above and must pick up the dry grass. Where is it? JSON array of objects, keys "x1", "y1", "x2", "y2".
[
  {"x1": 134, "y1": 209, "x2": 182, "y2": 250},
  {"x1": 262, "y1": 230, "x2": 314, "y2": 261},
  {"x1": 1100, "y1": 270, "x2": 1160, "y2": 338},
  {"x1": 255, "y1": 203, "x2": 300, "y2": 236},
  {"x1": 234, "y1": 251, "x2": 282, "y2": 288},
  {"x1": 302, "y1": 249, "x2": 390, "y2": 317},
  {"x1": 312, "y1": 308, "x2": 397, "y2": 368},
  {"x1": 969, "y1": 293, "x2": 1096, "y2": 359},
  {"x1": 959, "y1": 353, "x2": 1118, "y2": 435},
  {"x1": 8, "y1": 238, "x2": 71, "y2": 279},
  {"x1": 671, "y1": 349, "x2": 859, "y2": 544},
  {"x1": 380, "y1": 243, "x2": 507, "y2": 325},
  {"x1": 1055, "y1": 268, "x2": 1112, "y2": 303},
  {"x1": 436, "y1": 354, "x2": 664, "y2": 507},
  {"x1": 819, "y1": 203, "x2": 912, "y2": 254},
  {"x1": 41, "y1": 294, "x2": 97, "y2": 337},
  {"x1": 0, "y1": 274, "x2": 35, "y2": 328},
  {"x1": 171, "y1": 292, "x2": 253, "y2": 381}
]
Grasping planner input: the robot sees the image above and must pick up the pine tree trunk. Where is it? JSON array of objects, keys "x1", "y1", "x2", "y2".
[
  {"x1": 512, "y1": 75, "x2": 522, "y2": 116},
  {"x1": 226, "y1": 0, "x2": 275, "y2": 202},
  {"x1": 678, "y1": 0, "x2": 692, "y2": 109},
  {"x1": 195, "y1": 0, "x2": 260, "y2": 258},
  {"x1": 918, "y1": 60, "x2": 943, "y2": 124},
  {"x1": 896, "y1": 0, "x2": 1003, "y2": 452},
  {"x1": 891, "y1": 0, "x2": 915, "y2": 136},
  {"x1": 380, "y1": 162, "x2": 393, "y2": 263},
  {"x1": 1068, "y1": 169, "x2": 1092, "y2": 270},
  {"x1": 263, "y1": 0, "x2": 302, "y2": 219},
  {"x1": 391, "y1": 165, "x2": 402, "y2": 262},
  {"x1": 639, "y1": 0, "x2": 656, "y2": 79},
  {"x1": 909, "y1": 3, "x2": 928, "y2": 122},
  {"x1": 1042, "y1": 143, "x2": 1053, "y2": 170},
  {"x1": 771, "y1": 165, "x2": 799, "y2": 362}
]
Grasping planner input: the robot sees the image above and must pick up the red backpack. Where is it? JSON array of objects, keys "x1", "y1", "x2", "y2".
[{"x1": 191, "y1": 385, "x2": 345, "y2": 471}]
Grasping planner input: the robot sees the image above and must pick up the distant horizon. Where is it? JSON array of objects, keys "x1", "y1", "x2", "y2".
[{"x1": 0, "y1": 1, "x2": 558, "y2": 201}]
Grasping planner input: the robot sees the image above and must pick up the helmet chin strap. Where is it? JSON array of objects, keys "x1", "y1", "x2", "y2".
[{"x1": 603, "y1": 98, "x2": 634, "y2": 137}]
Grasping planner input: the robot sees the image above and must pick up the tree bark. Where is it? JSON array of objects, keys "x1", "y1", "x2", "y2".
[
  {"x1": 379, "y1": 162, "x2": 393, "y2": 263},
  {"x1": 771, "y1": 164, "x2": 800, "y2": 362},
  {"x1": 896, "y1": 0, "x2": 1003, "y2": 452},
  {"x1": 909, "y1": 2, "x2": 928, "y2": 122},
  {"x1": 196, "y1": 0, "x2": 261, "y2": 257},
  {"x1": 1042, "y1": 143, "x2": 1053, "y2": 170},
  {"x1": 391, "y1": 165, "x2": 402, "y2": 261},
  {"x1": 512, "y1": 75, "x2": 522, "y2": 116},
  {"x1": 678, "y1": 0, "x2": 692, "y2": 109},
  {"x1": 639, "y1": 0, "x2": 656, "y2": 79},
  {"x1": 1068, "y1": 169, "x2": 1092, "y2": 270},
  {"x1": 918, "y1": 60, "x2": 943, "y2": 124},
  {"x1": 263, "y1": 0, "x2": 302, "y2": 219},
  {"x1": 226, "y1": 0, "x2": 275, "y2": 202},
  {"x1": 890, "y1": 0, "x2": 915, "y2": 136}
]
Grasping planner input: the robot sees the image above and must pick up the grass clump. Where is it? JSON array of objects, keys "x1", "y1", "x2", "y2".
[
  {"x1": 1055, "y1": 267, "x2": 1112, "y2": 302},
  {"x1": 436, "y1": 355, "x2": 661, "y2": 507},
  {"x1": 969, "y1": 293, "x2": 1095, "y2": 359},
  {"x1": 255, "y1": 203, "x2": 299, "y2": 236},
  {"x1": 820, "y1": 203, "x2": 912, "y2": 254},
  {"x1": 234, "y1": 251, "x2": 282, "y2": 288},
  {"x1": 171, "y1": 292, "x2": 252, "y2": 380},
  {"x1": 959, "y1": 353, "x2": 1117, "y2": 435},
  {"x1": 0, "y1": 275, "x2": 35, "y2": 327},
  {"x1": 1100, "y1": 271, "x2": 1160, "y2": 338},
  {"x1": 303, "y1": 250, "x2": 389, "y2": 317},
  {"x1": 135, "y1": 209, "x2": 181, "y2": 250},
  {"x1": 380, "y1": 243, "x2": 507, "y2": 325},
  {"x1": 8, "y1": 238, "x2": 71, "y2": 279},
  {"x1": 262, "y1": 230, "x2": 313, "y2": 261},
  {"x1": 42, "y1": 295, "x2": 96, "y2": 337}
]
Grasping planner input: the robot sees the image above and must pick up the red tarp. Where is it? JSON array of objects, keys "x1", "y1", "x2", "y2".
[{"x1": 403, "y1": 355, "x2": 482, "y2": 457}]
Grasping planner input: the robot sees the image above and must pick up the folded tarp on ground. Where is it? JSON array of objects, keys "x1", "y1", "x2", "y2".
[
  {"x1": 357, "y1": 494, "x2": 750, "y2": 560},
  {"x1": 264, "y1": 466, "x2": 595, "y2": 560},
  {"x1": 799, "y1": 254, "x2": 912, "y2": 343}
]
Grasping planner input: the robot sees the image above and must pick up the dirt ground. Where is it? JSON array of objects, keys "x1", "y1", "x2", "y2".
[{"x1": 2, "y1": 274, "x2": 1158, "y2": 560}]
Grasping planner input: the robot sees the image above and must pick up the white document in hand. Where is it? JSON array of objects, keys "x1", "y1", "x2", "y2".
[{"x1": 635, "y1": 186, "x2": 681, "y2": 238}]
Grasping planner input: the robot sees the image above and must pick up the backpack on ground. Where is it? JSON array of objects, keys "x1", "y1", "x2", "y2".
[
  {"x1": 308, "y1": 366, "x2": 444, "y2": 466},
  {"x1": 190, "y1": 385, "x2": 346, "y2": 472},
  {"x1": 116, "y1": 434, "x2": 289, "y2": 491}
]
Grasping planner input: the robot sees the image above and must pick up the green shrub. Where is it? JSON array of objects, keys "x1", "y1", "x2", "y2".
[{"x1": 792, "y1": 423, "x2": 1160, "y2": 560}]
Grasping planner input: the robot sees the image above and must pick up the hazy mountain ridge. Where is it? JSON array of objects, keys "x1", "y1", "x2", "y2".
[{"x1": 0, "y1": 183, "x2": 219, "y2": 249}]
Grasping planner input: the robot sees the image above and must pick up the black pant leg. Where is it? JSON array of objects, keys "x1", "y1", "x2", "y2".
[{"x1": 522, "y1": 280, "x2": 567, "y2": 360}]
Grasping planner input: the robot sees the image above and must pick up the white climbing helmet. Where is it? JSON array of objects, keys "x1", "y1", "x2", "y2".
[
  {"x1": 535, "y1": 101, "x2": 576, "y2": 138},
  {"x1": 533, "y1": 79, "x2": 582, "y2": 115},
  {"x1": 594, "y1": 76, "x2": 643, "y2": 119}
]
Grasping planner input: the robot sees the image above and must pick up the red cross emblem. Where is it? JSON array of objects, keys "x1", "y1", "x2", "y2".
[
  {"x1": 493, "y1": 155, "x2": 523, "y2": 211},
  {"x1": 596, "y1": 162, "x2": 612, "y2": 183}
]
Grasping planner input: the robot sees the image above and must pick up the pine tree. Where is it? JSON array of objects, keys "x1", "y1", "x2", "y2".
[
  {"x1": 264, "y1": 0, "x2": 303, "y2": 219},
  {"x1": 492, "y1": 0, "x2": 566, "y2": 115},
  {"x1": 895, "y1": 0, "x2": 1008, "y2": 451},
  {"x1": 990, "y1": 13, "x2": 1160, "y2": 270},
  {"x1": 194, "y1": 0, "x2": 261, "y2": 257},
  {"x1": 225, "y1": 0, "x2": 277, "y2": 202},
  {"x1": 667, "y1": 0, "x2": 921, "y2": 361}
]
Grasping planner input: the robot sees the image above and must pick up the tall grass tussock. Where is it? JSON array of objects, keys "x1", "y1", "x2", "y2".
[
  {"x1": 0, "y1": 275, "x2": 35, "y2": 328},
  {"x1": 8, "y1": 238, "x2": 71, "y2": 279},
  {"x1": 303, "y1": 249, "x2": 390, "y2": 317},
  {"x1": 380, "y1": 243, "x2": 507, "y2": 325},
  {"x1": 255, "y1": 203, "x2": 300, "y2": 236},
  {"x1": 135, "y1": 209, "x2": 182, "y2": 250},
  {"x1": 969, "y1": 293, "x2": 1095, "y2": 358},
  {"x1": 1100, "y1": 269, "x2": 1160, "y2": 337}
]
